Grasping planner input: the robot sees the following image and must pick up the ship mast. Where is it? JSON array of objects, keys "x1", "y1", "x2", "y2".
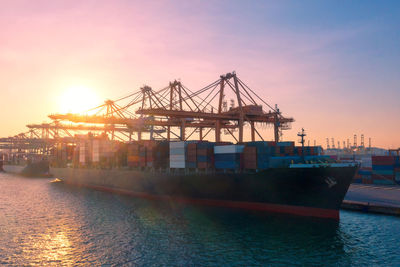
[{"x1": 298, "y1": 128, "x2": 306, "y2": 162}]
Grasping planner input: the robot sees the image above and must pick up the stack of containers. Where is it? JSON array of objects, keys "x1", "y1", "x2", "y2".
[
  {"x1": 66, "y1": 145, "x2": 75, "y2": 162},
  {"x1": 72, "y1": 144, "x2": 80, "y2": 166},
  {"x1": 92, "y1": 139, "x2": 100, "y2": 164},
  {"x1": 214, "y1": 144, "x2": 244, "y2": 170},
  {"x1": 79, "y1": 141, "x2": 89, "y2": 166},
  {"x1": 243, "y1": 146, "x2": 257, "y2": 169},
  {"x1": 360, "y1": 157, "x2": 372, "y2": 168},
  {"x1": 315, "y1": 146, "x2": 324, "y2": 155},
  {"x1": 139, "y1": 145, "x2": 147, "y2": 167},
  {"x1": 153, "y1": 141, "x2": 169, "y2": 169},
  {"x1": 197, "y1": 142, "x2": 215, "y2": 169},
  {"x1": 127, "y1": 142, "x2": 140, "y2": 167},
  {"x1": 115, "y1": 142, "x2": 128, "y2": 167},
  {"x1": 358, "y1": 168, "x2": 373, "y2": 184},
  {"x1": 294, "y1": 146, "x2": 319, "y2": 157},
  {"x1": 186, "y1": 143, "x2": 197, "y2": 168},
  {"x1": 245, "y1": 141, "x2": 276, "y2": 169},
  {"x1": 329, "y1": 155, "x2": 338, "y2": 161},
  {"x1": 170, "y1": 141, "x2": 186, "y2": 168},
  {"x1": 352, "y1": 172, "x2": 362, "y2": 183},
  {"x1": 372, "y1": 156, "x2": 395, "y2": 185},
  {"x1": 394, "y1": 156, "x2": 400, "y2": 184},
  {"x1": 143, "y1": 141, "x2": 157, "y2": 168},
  {"x1": 276, "y1": 142, "x2": 295, "y2": 156},
  {"x1": 102, "y1": 139, "x2": 115, "y2": 166}
]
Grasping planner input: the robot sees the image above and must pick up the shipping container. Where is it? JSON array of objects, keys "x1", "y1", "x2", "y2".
[
  {"x1": 277, "y1": 142, "x2": 295, "y2": 147},
  {"x1": 243, "y1": 146, "x2": 257, "y2": 169},
  {"x1": 372, "y1": 156, "x2": 395, "y2": 165},
  {"x1": 269, "y1": 156, "x2": 302, "y2": 168},
  {"x1": 214, "y1": 144, "x2": 244, "y2": 170},
  {"x1": 214, "y1": 153, "x2": 241, "y2": 169},
  {"x1": 372, "y1": 170, "x2": 394, "y2": 176},
  {"x1": 372, "y1": 165, "x2": 394, "y2": 171},
  {"x1": 214, "y1": 145, "x2": 245, "y2": 154},
  {"x1": 170, "y1": 141, "x2": 187, "y2": 169},
  {"x1": 196, "y1": 142, "x2": 214, "y2": 169},
  {"x1": 373, "y1": 179, "x2": 395, "y2": 185},
  {"x1": 153, "y1": 141, "x2": 169, "y2": 169}
]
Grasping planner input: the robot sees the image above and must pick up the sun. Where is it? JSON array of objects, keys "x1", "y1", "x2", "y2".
[{"x1": 59, "y1": 86, "x2": 101, "y2": 114}]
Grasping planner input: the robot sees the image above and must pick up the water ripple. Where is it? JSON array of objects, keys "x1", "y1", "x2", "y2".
[{"x1": 1, "y1": 173, "x2": 400, "y2": 266}]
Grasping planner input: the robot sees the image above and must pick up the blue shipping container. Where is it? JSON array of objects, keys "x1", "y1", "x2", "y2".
[
  {"x1": 373, "y1": 179, "x2": 395, "y2": 185},
  {"x1": 372, "y1": 170, "x2": 394, "y2": 175},
  {"x1": 215, "y1": 161, "x2": 240, "y2": 169},
  {"x1": 277, "y1": 142, "x2": 294, "y2": 147},
  {"x1": 269, "y1": 156, "x2": 302, "y2": 168},
  {"x1": 197, "y1": 155, "x2": 211, "y2": 162},
  {"x1": 215, "y1": 153, "x2": 241, "y2": 169},
  {"x1": 372, "y1": 165, "x2": 394, "y2": 171},
  {"x1": 358, "y1": 169, "x2": 372, "y2": 175},
  {"x1": 186, "y1": 161, "x2": 196, "y2": 168},
  {"x1": 395, "y1": 156, "x2": 400, "y2": 168}
]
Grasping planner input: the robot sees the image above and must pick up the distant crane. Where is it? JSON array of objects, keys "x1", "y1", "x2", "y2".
[{"x1": 361, "y1": 134, "x2": 365, "y2": 148}]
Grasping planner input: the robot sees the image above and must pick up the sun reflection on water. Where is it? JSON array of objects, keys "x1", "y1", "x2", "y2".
[{"x1": 23, "y1": 231, "x2": 73, "y2": 264}]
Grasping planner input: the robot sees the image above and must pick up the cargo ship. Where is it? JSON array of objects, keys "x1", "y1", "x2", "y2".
[
  {"x1": 1, "y1": 72, "x2": 358, "y2": 219},
  {"x1": 49, "y1": 139, "x2": 357, "y2": 220}
]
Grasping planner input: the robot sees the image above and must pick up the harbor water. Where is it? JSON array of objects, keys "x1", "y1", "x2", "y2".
[{"x1": 1, "y1": 173, "x2": 400, "y2": 266}]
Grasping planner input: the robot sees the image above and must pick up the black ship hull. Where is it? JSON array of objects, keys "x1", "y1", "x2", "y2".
[
  {"x1": 50, "y1": 165, "x2": 357, "y2": 220},
  {"x1": 3, "y1": 161, "x2": 51, "y2": 177}
]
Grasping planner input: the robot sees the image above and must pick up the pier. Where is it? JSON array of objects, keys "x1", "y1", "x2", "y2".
[{"x1": 342, "y1": 184, "x2": 400, "y2": 216}]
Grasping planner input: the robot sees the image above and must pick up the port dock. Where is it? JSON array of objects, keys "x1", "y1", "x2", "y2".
[{"x1": 342, "y1": 184, "x2": 400, "y2": 216}]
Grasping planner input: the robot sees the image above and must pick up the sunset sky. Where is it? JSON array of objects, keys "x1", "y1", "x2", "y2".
[{"x1": 1, "y1": 1, "x2": 399, "y2": 148}]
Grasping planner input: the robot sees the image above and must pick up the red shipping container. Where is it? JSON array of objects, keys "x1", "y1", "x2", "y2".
[
  {"x1": 244, "y1": 161, "x2": 257, "y2": 169},
  {"x1": 372, "y1": 156, "x2": 395, "y2": 165},
  {"x1": 197, "y1": 148, "x2": 208, "y2": 156},
  {"x1": 269, "y1": 141, "x2": 277, "y2": 146},
  {"x1": 197, "y1": 161, "x2": 213, "y2": 169},
  {"x1": 362, "y1": 178, "x2": 372, "y2": 184},
  {"x1": 187, "y1": 143, "x2": 197, "y2": 162},
  {"x1": 372, "y1": 174, "x2": 394, "y2": 180},
  {"x1": 243, "y1": 147, "x2": 257, "y2": 169}
]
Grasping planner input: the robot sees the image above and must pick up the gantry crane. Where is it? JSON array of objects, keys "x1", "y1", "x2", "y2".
[{"x1": 47, "y1": 72, "x2": 294, "y2": 143}]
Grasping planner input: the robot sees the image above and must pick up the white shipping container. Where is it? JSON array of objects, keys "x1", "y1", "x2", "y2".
[
  {"x1": 170, "y1": 161, "x2": 186, "y2": 168},
  {"x1": 170, "y1": 155, "x2": 185, "y2": 161},
  {"x1": 170, "y1": 141, "x2": 186, "y2": 149},
  {"x1": 214, "y1": 145, "x2": 245, "y2": 154},
  {"x1": 170, "y1": 148, "x2": 185, "y2": 155}
]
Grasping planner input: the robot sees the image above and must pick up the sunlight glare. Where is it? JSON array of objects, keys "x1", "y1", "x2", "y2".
[{"x1": 59, "y1": 86, "x2": 100, "y2": 114}]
